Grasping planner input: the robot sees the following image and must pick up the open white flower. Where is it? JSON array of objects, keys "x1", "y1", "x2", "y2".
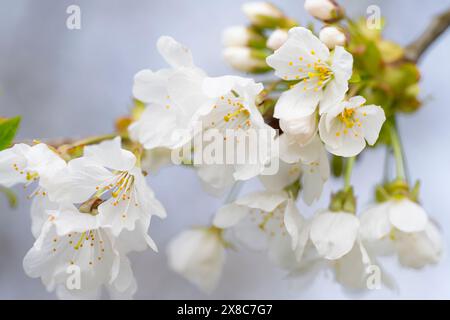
[
  {"x1": 214, "y1": 191, "x2": 307, "y2": 269},
  {"x1": 309, "y1": 210, "x2": 360, "y2": 260},
  {"x1": 319, "y1": 96, "x2": 385, "y2": 157},
  {"x1": 167, "y1": 227, "x2": 226, "y2": 294},
  {"x1": 193, "y1": 76, "x2": 276, "y2": 192},
  {"x1": 266, "y1": 27, "x2": 353, "y2": 120},
  {"x1": 290, "y1": 210, "x2": 390, "y2": 290},
  {"x1": 48, "y1": 138, "x2": 166, "y2": 245},
  {"x1": 129, "y1": 36, "x2": 207, "y2": 150},
  {"x1": 23, "y1": 205, "x2": 138, "y2": 300},
  {"x1": 278, "y1": 135, "x2": 330, "y2": 204},
  {"x1": 360, "y1": 198, "x2": 442, "y2": 268},
  {"x1": 0, "y1": 143, "x2": 65, "y2": 190},
  {"x1": 0, "y1": 143, "x2": 66, "y2": 237}
]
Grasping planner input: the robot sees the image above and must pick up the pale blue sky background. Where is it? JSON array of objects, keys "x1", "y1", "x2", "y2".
[{"x1": 0, "y1": 0, "x2": 449, "y2": 299}]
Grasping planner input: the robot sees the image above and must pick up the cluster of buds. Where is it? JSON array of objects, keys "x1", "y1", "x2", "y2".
[
  {"x1": 222, "y1": 2, "x2": 296, "y2": 73},
  {"x1": 305, "y1": 0, "x2": 347, "y2": 49}
]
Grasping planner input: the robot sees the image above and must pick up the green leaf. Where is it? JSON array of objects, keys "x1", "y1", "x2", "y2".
[
  {"x1": 0, "y1": 116, "x2": 21, "y2": 151},
  {"x1": 0, "y1": 186, "x2": 17, "y2": 208}
]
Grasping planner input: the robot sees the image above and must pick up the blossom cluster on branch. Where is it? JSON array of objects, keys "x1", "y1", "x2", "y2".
[{"x1": 0, "y1": 0, "x2": 447, "y2": 299}]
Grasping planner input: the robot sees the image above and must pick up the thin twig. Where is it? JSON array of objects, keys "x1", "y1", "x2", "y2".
[{"x1": 404, "y1": 8, "x2": 450, "y2": 62}]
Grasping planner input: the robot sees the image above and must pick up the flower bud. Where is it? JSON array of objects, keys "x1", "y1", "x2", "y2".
[
  {"x1": 319, "y1": 26, "x2": 347, "y2": 48},
  {"x1": 266, "y1": 29, "x2": 289, "y2": 50},
  {"x1": 304, "y1": 0, "x2": 344, "y2": 22},
  {"x1": 223, "y1": 47, "x2": 270, "y2": 73},
  {"x1": 330, "y1": 187, "x2": 356, "y2": 214},
  {"x1": 242, "y1": 2, "x2": 296, "y2": 29},
  {"x1": 222, "y1": 26, "x2": 266, "y2": 48},
  {"x1": 279, "y1": 113, "x2": 317, "y2": 146}
]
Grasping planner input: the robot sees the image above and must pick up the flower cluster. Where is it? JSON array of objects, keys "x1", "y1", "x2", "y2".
[
  {"x1": 0, "y1": 139, "x2": 165, "y2": 299},
  {"x1": 0, "y1": 0, "x2": 444, "y2": 299}
]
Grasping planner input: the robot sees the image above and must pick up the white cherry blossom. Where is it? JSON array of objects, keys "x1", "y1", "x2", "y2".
[
  {"x1": 0, "y1": 143, "x2": 65, "y2": 190},
  {"x1": 319, "y1": 96, "x2": 385, "y2": 157},
  {"x1": 360, "y1": 198, "x2": 442, "y2": 268},
  {"x1": 0, "y1": 143, "x2": 66, "y2": 237},
  {"x1": 290, "y1": 210, "x2": 390, "y2": 290},
  {"x1": 278, "y1": 134, "x2": 330, "y2": 204},
  {"x1": 129, "y1": 36, "x2": 207, "y2": 150},
  {"x1": 266, "y1": 27, "x2": 353, "y2": 120},
  {"x1": 213, "y1": 191, "x2": 307, "y2": 268},
  {"x1": 193, "y1": 76, "x2": 277, "y2": 192},
  {"x1": 47, "y1": 137, "x2": 165, "y2": 246},
  {"x1": 23, "y1": 205, "x2": 138, "y2": 300},
  {"x1": 167, "y1": 227, "x2": 226, "y2": 294}
]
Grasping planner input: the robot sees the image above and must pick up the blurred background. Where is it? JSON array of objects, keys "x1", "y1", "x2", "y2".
[{"x1": 0, "y1": 0, "x2": 449, "y2": 299}]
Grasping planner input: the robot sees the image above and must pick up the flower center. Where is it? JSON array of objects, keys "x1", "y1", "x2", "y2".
[
  {"x1": 95, "y1": 171, "x2": 137, "y2": 207},
  {"x1": 336, "y1": 108, "x2": 362, "y2": 136},
  {"x1": 207, "y1": 94, "x2": 252, "y2": 131},
  {"x1": 249, "y1": 205, "x2": 288, "y2": 238},
  {"x1": 50, "y1": 228, "x2": 108, "y2": 267}
]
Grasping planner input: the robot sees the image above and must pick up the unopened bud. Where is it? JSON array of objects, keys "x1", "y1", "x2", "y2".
[
  {"x1": 279, "y1": 113, "x2": 317, "y2": 145},
  {"x1": 242, "y1": 2, "x2": 296, "y2": 29},
  {"x1": 304, "y1": 0, "x2": 344, "y2": 22},
  {"x1": 329, "y1": 187, "x2": 356, "y2": 214},
  {"x1": 222, "y1": 26, "x2": 266, "y2": 48},
  {"x1": 223, "y1": 47, "x2": 270, "y2": 73},
  {"x1": 319, "y1": 26, "x2": 347, "y2": 48},
  {"x1": 266, "y1": 29, "x2": 289, "y2": 50}
]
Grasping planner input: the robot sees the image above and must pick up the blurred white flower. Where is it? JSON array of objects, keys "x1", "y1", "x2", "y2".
[
  {"x1": 304, "y1": 0, "x2": 343, "y2": 22},
  {"x1": 214, "y1": 191, "x2": 307, "y2": 269},
  {"x1": 291, "y1": 210, "x2": 388, "y2": 290},
  {"x1": 319, "y1": 96, "x2": 385, "y2": 157},
  {"x1": 193, "y1": 76, "x2": 276, "y2": 193},
  {"x1": 267, "y1": 29, "x2": 289, "y2": 50},
  {"x1": 0, "y1": 143, "x2": 67, "y2": 238},
  {"x1": 47, "y1": 137, "x2": 166, "y2": 247},
  {"x1": 319, "y1": 26, "x2": 347, "y2": 49},
  {"x1": 310, "y1": 210, "x2": 360, "y2": 260},
  {"x1": 129, "y1": 36, "x2": 207, "y2": 150},
  {"x1": 278, "y1": 135, "x2": 330, "y2": 205},
  {"x1": 0, "y1": 143, "x2": 65, "y2": 190},
  {"x1": 266, "y1": 27, "x2": 353, "y2": 120},
  {"x1": 360, "y1": 198, "x2": 442, "y2": 268},
  {"x1": 23, "y1": 205, "x2": 138, "y2": 300},
  {"x1": 167, "y1": 227, "x2": 226, "y2": 294}
]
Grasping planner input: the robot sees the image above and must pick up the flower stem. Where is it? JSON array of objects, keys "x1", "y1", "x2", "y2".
[
  {"x1": 344, "y1": 156, "x2": 356, "y2": 191},
  {"x1": 387, "y1": 122, "x2": 406, "y2": 181},
  {"x1": 62, "y1": 133, "x2": 118, "y2": 150}
]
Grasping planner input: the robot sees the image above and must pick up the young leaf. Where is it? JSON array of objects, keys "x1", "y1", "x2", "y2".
[{"x1": 0, "y1": 116, "x2": 21, "y2": 151}]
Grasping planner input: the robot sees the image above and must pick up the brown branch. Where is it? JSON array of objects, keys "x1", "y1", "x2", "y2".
[{"x1": 404, "y1": 7, "x2": 450, "y2": 62}]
